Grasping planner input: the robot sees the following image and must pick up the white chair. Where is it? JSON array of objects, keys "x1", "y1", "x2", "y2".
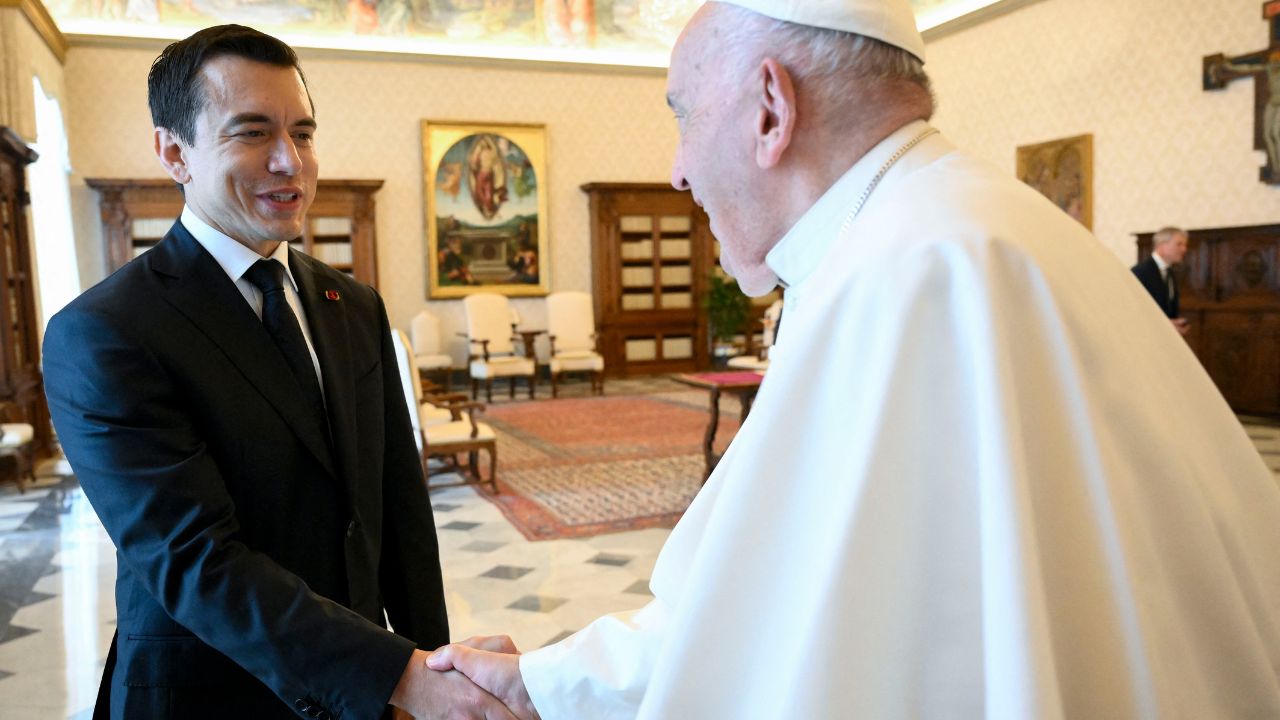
[
  {"x1": 728, "y1": 298, "x2": 783, "y2": 372},
  {"x1": 392, "y1": 329, "x2": 498, "y2": 493},
  {"x1": 0, "y1": 401, "x2": 34, "y2": 493},
  {"x1": 410, "y1": 309, "x2": 454, "y2": 392},
  {"x1": 461, "y1": 293, "x2": 537, "y2": 402},
  {"x1": 545, "y1": 291, "x2": 604, "y2": 397}
]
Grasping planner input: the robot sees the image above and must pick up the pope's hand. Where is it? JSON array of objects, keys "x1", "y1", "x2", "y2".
[
  {"x1": 428, "y1": 644, "x2": 540, "y2": 720},
  {"x1": 390, "y1": 648, "x2": 518, "y2": 720}
]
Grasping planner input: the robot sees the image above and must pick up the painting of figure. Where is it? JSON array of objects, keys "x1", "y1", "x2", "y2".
[
  {"x1": 424, "y1": 122, "x2": 549, "y2": 297},
  {"x1": 1016, "y1": 134, "x2": 1093, "y2": 230}
]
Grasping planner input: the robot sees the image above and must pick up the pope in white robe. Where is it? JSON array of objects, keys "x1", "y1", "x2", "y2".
[{"x1": 429, "y1": 2, "x2": 1280, "y2": 718}]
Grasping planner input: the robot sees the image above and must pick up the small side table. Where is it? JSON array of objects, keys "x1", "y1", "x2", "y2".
[{"x1": 673, "y1": 371, "x2": 764, "y2": 483}]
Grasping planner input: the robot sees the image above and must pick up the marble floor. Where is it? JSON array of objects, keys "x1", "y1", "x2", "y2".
[{"x1": 0, "y1": 410, "x2": 1277, "y2": 719}]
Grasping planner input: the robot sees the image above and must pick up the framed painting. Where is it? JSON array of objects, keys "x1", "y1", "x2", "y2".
[
  {"x1": 423, "y1": 122, "x2": 550, "y2": 298},
  {"x1": 1016, "y1": 133, "x2": 1093, "y2": 230}
]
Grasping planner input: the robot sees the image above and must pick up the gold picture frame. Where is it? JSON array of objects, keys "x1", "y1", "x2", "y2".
[
  {"x1": 423, "y1": 121, "x2": 550, "y2": 298},
  {"x1": 1016, "y1": 133, "x2": 1093, "y2": 230}
]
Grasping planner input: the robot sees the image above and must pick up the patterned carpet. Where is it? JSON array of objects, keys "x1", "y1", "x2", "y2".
[{"x1": 470, "y1": 392, "x2": 743, "y2": 540}]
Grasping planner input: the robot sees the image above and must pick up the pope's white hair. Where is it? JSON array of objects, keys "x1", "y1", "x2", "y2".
[{"x1": 710, "y1": 3, "x2": 935, "y2": 121}]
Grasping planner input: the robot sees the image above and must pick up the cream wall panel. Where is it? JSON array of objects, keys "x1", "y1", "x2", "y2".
[
  {"x1": 0, "y1": 6, "x2": 64, "y2": 142},
  {"x1": 927, "y1": 0, "x2": 1280, "y2": 263},
  {"x1": 64, "y1": 45, "x2": 675, "y2": 366}
]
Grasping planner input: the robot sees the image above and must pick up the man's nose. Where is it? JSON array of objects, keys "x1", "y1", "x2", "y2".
[{"x1": 268, "y1": 136, "x2": 302, "y2": 175}]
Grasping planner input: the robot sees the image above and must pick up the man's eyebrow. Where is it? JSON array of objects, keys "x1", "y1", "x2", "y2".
[
  {"x1": 224, "y1": 113, "x2": 271, "y2": 127},
  {"x1": 223, "y1": 113, "x2": 317, "y2": 129}
]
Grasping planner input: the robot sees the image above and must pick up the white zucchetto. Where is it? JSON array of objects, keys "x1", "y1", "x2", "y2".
[{"x1": 714, "y1": 0, "x2": 926, "y2": 62}]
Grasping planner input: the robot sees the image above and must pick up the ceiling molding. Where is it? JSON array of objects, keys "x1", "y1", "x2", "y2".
[
  {"x1": 921, "y1": 0, "x2": 1047, "y2": 42},
  {"x1": 64, "y1": 32, "x2": 668, "y2": 78},
  {"x1": 1, "y1": 0, "x2": 67, "y2": 63}
]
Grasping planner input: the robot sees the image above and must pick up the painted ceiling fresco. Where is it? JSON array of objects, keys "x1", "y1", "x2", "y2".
[{"x1": 47, "y1": 0, "x2": 1014, "y2": 67}]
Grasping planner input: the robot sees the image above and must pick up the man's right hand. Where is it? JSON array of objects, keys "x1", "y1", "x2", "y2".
[
  {"x1": 427, "y1": 644, "x2": 539, "y2": 720},
  {"x1": 390, "y1": 648, "x2": 519, "y2": 719}
]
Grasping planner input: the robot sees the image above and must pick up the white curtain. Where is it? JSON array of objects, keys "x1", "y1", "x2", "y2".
[{"x1": 29, "y1": 75, "x2": 81, "y2": 336}]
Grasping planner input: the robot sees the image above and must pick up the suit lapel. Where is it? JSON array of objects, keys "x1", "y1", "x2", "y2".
[
  {"x1": 148, "y1": 223, "x2": 338, "y2": 481},
  {"x1": 291, "y1": 251, "x2": 360, "y2": 505}
]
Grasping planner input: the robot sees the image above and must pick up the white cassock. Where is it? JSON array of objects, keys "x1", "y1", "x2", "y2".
[{"x1": 519, "y1": 120, "x2": 1280, "y2": 718}]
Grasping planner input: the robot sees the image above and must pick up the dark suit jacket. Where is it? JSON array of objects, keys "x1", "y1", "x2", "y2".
[
  {"x1": 43, "y1": 221, "x2": 448, "y2": 720},
  {"x1": 1131, "y1": 256, "x2": 1179, "y2": 318}
]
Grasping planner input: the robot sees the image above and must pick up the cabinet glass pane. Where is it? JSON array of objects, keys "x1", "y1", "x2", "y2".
[
  {"x1": 658, "y1": 216, "x2": 690, "y2": 233},
  {"x1": 661, "y1": 292, "x2": 692, "y2": 309},
  {"x1": 621, "y1": 267, "x2": 654, "y2": 287},
  {"x1": 312, "y1": 244, "x2": 353, "y2": 265},
  {"x1": 661, "y1": 239, "x2": 690, "y2": 258},
  {"x1": 659, "y1": 266, "x2": 691, "y2": 285},
  {"x1": 620, "y1": 216, "x2": 653, "y2": 233},
  {"x1": 625, "y1": 338, "x2": 657, "y2": 361},
  {"x1": 622, "y1": 294, "x2": 655, "y2": 310},
  {"x1": 132, "y1": 218, "x2": 172, "y2": 239},
  {"x1": 663, "y1": 336, "x2": 693, "y2": 359},
  {"x1": 312, "y1": 217, "x2": 352, "y2": 235},
  {"x1": 621, "y1": 240, "x2": 654, "y2": 259}
]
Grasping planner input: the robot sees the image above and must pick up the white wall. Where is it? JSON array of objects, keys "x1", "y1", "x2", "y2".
[{"x1": 927, "y1": 0, "x2": 1280, "y2": 262}]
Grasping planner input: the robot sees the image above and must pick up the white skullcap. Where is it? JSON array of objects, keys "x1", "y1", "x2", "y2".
[{"x1": 714, "y1": 0, "x2": 926, "y2": 62}]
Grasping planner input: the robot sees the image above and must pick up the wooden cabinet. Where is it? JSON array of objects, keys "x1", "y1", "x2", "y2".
[
  {"x1": 584, "y1": 182, "x2": 783, "y2": 376},
  {"x1": 85, "y1": 178, "x2": 383, "y2": 288},
  {"x1": 0, "y1": 128, "x2": 51, "y2": 458},
  {"x1": 585, "y1": 183, "x2": 715, "y2": 375},
  {"x1": 1136, "y1": 223, "x2": 1280, "y2": 416}
]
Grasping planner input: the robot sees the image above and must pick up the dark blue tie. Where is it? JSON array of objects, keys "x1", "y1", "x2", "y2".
[{"x1": 243, "y1": 259, "x2": 327, "y2": 429}]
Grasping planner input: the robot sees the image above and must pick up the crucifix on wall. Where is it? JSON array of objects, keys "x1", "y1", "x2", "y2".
[{"x1": 1203, "y1": 1, "x2": 1280, "y2": 185}]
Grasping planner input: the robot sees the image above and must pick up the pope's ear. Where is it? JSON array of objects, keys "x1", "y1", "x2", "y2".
[
  {"x1": 754, "y1": 57, "x2": 796, "y2": 169},
  {"x1": 154, "y1": 126, "x2": 191, "y2": 184}
]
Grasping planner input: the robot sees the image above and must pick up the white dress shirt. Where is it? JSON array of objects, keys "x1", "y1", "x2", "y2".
[{"x1": 180, "y1": 206, "x2": 325, "y2": 394}]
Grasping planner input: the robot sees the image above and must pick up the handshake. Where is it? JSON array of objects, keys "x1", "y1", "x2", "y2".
[{"x1": 390, "y1": 634, "x2": 541, "y2": 720}]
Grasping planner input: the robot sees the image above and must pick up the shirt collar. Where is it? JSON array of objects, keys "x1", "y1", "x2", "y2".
[
  {"x1": 1151, "y1": 251, "x2": 1170, "y2": 275},
  {"x1": 181, "y1": 205, "x2": 298, "y2": 291},
  {"x1": 766, "y1": 120, "x2": 933, "y2": 290}
]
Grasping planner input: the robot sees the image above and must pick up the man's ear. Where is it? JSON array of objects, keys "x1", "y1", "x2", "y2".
[
  {"x1": 754, "y1": 57, "x2": 796, "y2": 169},
  {"x1": 154, "y1": 127, "x2": 191, "y2": 184}
]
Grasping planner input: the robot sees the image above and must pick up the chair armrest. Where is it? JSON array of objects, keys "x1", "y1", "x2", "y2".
[
  {"x1": 548, "y1": 334, "x2": 557, "y2": 357},
  {"x1": 424, "y1": 392, "x2": 470, "y2": 409},
  {"x1": 464, "y1": 338, "x2": 491, "y2": 361}
]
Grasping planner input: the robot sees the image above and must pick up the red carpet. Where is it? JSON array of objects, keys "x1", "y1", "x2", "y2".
[{"x1": 471, "y1": 394, "x2": 740, "y2": 540}]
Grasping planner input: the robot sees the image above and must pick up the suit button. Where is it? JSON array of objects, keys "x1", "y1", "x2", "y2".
[
  {"x1": 316, "y1": 712, "x2": 332, "y2": 720},
  {"x1": 346, "y1": 519, "x2": 357, "y2": 537},
  {"x1": 294, "y1": 698, "x2": 309, "y2": 712}
]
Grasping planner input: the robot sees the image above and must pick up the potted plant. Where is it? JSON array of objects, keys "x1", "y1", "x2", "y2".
[{"x1": 702, "y1": 274, "x2": 751, "y2": 367}]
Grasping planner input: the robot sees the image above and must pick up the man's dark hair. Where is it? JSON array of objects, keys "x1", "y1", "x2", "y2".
[{"x1": 148, "y1": 24, "x2": 312, "y2": 145}]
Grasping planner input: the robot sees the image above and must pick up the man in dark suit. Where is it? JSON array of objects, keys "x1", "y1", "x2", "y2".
[
  {"x1": 43, "y1": 25, "x2": 514, "y2": 720},
  {"x1": 1132, "y1": 225, "x2": 1189, "y2": 335}
]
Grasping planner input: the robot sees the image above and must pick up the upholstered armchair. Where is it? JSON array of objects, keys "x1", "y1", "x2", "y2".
[
  {"x1": 461, "y1": 293, "x2": 537, "y2": 402},
  {"x1": 545, "y1": 291, "x2": 604, "y2": 398},
  {"x1": 728, "y1": 298, "x2": 783, "y2": 372},
  {"x1": 392, "y1": 329, "x2": 498, "y2": 493},
  {"x1": 410, "y1": 309, "x2": 454, "y2": 392}
]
